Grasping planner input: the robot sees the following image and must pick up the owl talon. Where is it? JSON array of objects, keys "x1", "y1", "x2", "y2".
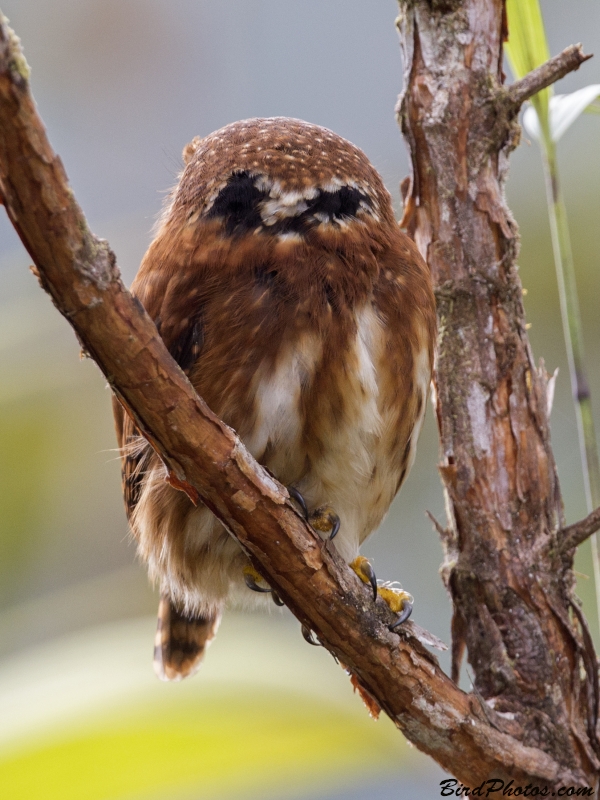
[
  {"x1": 350, "y1": 555, "x2": 378, "y2": 601},
  {"x1": 244, "y1": 566, "x2": 285, "y2": 606},
  {"x1": 351, "y1": 557, "x2": 413, "y2": 625},
  {"x1": 389, "y1": 600, "x2": 413, "y2": 629},
  {"x1": 301, "y1": 624, "x2": 321, "y2": 646},
  {"x1": 309, "y1": 506, "x2": 341, "y2": 541},
  {"x1": 243, "y1": 565, "x2": 271, "y2": 594},
  {"x1": 288, "y1": 486, "x2": 309, "y2": 520},
  {"x1": 271, "y1": 590, "x2": 285, "y2": 607},
  {"x1": 378, "y1": 585, "x2": 414, "y2": 629},
  {"x1": 328, "y1": 513, "x2": 340, "y2": 541}
]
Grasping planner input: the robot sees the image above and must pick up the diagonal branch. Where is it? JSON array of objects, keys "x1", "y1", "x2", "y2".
[
  {"x1": 560, "y1": 506, "x2": 600, "y2": 554},
  {"x1": 507, "y1": 43, "x2": 593, "y2": 112},
  {"x1": 0, "y1": 11, "x2": 588, "y2": 788}
]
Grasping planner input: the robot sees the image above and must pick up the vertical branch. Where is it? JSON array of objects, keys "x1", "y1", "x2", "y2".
[{"x1": 396, "y1": 0, "x2": 599, "y2": 785}]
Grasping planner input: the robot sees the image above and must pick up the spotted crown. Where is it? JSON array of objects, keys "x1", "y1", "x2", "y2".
[{"x1": 168, "y1": 117, "x2": 394, "y2": 238}]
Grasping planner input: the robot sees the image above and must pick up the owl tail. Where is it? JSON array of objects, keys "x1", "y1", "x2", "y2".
[{"x1": 153, "y1": 592, "x2": 221, "y2": 681}]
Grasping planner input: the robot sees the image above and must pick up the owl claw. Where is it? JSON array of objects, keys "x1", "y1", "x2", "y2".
[
  {"x1": 301, "y1": 624, "x2": 321, "y2": 646},
  {"x1": 287, "y1": 486, "x2": 309, "y2": 519},
  {"x1": 389, "y1": 600, "x2": 413, "y2": 629},
  {"x1": 328, "y1": 512, "x2": 340, "y2": 541},
  {"x1": 350, "y1": 555, "x2": 378, "y2": 601},
  {"x1": 351, "y1": 557, "x2": 413, "y2": 626},
  {"x1": 243, "y1": 566, "x2": 285, "y2": 607},
  {"x1": 378, "y1": 585, "x2": 414, "y2": 629},
  {"x1": 288, "y1": 493, "x2": 340, "y2": 542},
  {"x1": 243, "y1": 565, "x2": 271, "y2": 594},
  {"x1": 271, "y1": 590, "x2": 285, "y2": 607},
  {"x1": 309, "y1": 506, "x2": 341, "y2": 541}
]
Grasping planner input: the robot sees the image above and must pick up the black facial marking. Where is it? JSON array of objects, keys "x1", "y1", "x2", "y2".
[
  {"x1": 206, "y1": 171, "x2": 268, "y2": 235},
  {"x1": 311, "y1": 186, "x2": 368, "y2": 220},
  {"x1": 268, "y1": 185, "x2": 372, "y2": 236},
  {"x1": 206, "y1": 171, "x2": 372, "y2": 238}
]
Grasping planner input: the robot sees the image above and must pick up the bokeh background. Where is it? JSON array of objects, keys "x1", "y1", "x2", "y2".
[{"x1": 0, "y1": 2, "x2": 599, "y2": 798}]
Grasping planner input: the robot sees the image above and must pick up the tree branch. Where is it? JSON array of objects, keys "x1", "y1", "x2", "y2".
[
  {"x1": 0, "y1": 8, "x2": 594, "y2": 789},
  {"x1": 397, "y1": 0, "x2": 599, "y2": 789},
  {"x1": 507, "y1": 44, "x2": 593, "y2": 111},
  {"x1": 560, "y1": 506, "x2": 600, "y2": 553}
]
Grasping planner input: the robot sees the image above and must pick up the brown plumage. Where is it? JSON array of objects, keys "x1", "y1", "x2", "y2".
[{"x1": 112, "y1": 117, "x2": 436, "y2": 680}]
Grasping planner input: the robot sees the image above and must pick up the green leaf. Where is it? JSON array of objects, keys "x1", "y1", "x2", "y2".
[{"x1": 505, "y1": 0, "x2": 552, "y2": 138}]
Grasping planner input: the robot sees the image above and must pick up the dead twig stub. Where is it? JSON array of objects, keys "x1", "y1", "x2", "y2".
[
  {"x1": 507, "y1": 43, "x2": 592, "y2": 111},
  {"x1": 560, "y1": 506, "x2": 600, "y2": 554}
]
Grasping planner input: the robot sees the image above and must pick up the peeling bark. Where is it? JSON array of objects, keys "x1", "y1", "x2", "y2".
[{"x1": 397, "y1": 0, "x2": 599, "y2": 785}]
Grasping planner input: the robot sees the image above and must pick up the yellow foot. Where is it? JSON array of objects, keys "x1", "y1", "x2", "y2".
[
  {"x1": 378, "y1": 585, "x2": 413, "y2": 627},
  {"x1": 309, "y1": 505, "x2": 341, "y2": 541},
  {"x1": 350, "y1": 556, "x2": 413, "y2": 628},
  {"x1": 243, "y1": 565, "x2": 284, "y2": 606}
]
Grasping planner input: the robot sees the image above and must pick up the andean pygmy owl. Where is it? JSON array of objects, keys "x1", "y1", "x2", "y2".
[{"x1": 112, "y1": 117, "x2": 436, "y2": 681}]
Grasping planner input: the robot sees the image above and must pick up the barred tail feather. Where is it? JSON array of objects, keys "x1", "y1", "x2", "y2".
[{"x1": 153, "y1": 592, "x2": 221, "y2": 681}]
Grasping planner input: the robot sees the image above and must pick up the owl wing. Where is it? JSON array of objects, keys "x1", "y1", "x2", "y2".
[
  {"x1": 112, "y1": 395, "x2": 148, "y2": 524},
  {"x1": 112, "y1": 289, "x2": 215, "y2": 682},
  {"x1": 112, "y1": 269, "x2": 205, "y2": 520}
]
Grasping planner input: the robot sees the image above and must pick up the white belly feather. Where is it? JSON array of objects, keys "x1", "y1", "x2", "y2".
[{"x1": 136, "y1": 301, "x2": 428, "y2": 613}]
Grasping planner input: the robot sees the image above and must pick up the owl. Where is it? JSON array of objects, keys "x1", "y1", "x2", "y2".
[{"x1": 112, "y1": 117, "x2": 436, "y2": 681}]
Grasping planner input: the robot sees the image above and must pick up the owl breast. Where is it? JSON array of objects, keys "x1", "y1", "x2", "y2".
[{"x1": 244, "y1": 300, "x2": 426, "y2": 564}]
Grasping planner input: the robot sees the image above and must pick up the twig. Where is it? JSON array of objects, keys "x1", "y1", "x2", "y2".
[
  {"x1": 560, "y1": 506, "x2": 600, "y2": 553},
  {"x1": 507, "y1": 44, "x2": 592, "y2": 111},
  {"x1": 426, "y1": 509, "x2": 449, "y2": 540}
]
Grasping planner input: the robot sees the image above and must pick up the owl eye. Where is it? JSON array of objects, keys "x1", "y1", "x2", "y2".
[{"x1": 206, "y1": 171, "x2": 267, "y2": 234}]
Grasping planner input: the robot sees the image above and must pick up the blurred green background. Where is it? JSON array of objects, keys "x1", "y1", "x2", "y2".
[{"x1": 0, "y1": 1, "x2": 598, "y2": 798}]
